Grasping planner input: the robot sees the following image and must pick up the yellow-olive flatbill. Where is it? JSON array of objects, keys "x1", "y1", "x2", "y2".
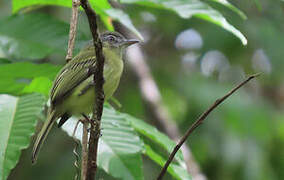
[{"x1": 32, "y1": 32, "x2": 139, "y2": 164}]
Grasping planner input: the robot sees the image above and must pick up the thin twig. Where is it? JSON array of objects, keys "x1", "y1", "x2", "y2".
[
  {"x1": 126, "y1": 45, "x2": 207, "y2": 180},
  {"x1": 66, "y1": 0, "x2": 80, "y2": 62},
  {"x1": 157, "y1": 73, "x2": 260, "y2": 180},
  {"x1": 81, "y1": 119, "x2": 89, "y2": 180},
  {"x1": 80, "y1": 0, "x2": 105, "y2": 179},
  {"x1": 67, "y1": 1, "x2": 83, "y2": 179},
  {"x1": 72, "y1": 120, "x2": 81, "y2": 180}
]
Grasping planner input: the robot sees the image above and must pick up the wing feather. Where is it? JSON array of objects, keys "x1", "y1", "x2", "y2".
[{"x1": 50, "y1": 57, "x2": 96, "y2": 105}]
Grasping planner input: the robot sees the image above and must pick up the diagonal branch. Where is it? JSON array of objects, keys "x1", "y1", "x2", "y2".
[
  {"x1": 80, "y1": 0, "x2": 105, "y2": 179},
  {"x1": 157, "y1": 73, "x2": 260, "y2": 180}
]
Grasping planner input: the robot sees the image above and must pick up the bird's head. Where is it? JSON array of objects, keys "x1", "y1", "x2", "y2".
[
  {"x1": 84, "y1": 32, "x2": 139, "y2": 51},
  {"x1": 100, "y1": 32, "x2": 139, "y2": 49}
]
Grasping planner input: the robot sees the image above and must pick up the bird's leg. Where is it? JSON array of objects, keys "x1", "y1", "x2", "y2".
[
  {"x1": 81, "y1": 113, "x2": 102, "y2": 137},
  {"x1": 81, "y1": 113, "x2": 91, "y2": 123},
  {"x1": 81, "y1": 113, "x2": 92, "y2": 132}
]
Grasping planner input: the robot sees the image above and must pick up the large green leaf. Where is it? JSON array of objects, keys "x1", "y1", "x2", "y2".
[
  {"x1": 62, "y1": 106, "x2": 144, "y2": 180},
  {"x1": 104, "y1": 9, "x2": 143, "y2": 40},
  {"x1": 12, "y1": 0, "x2": 109, "y2": 13},
  {"x1": 0, "y1": 62, "x2": 60, "y2": 95},
  {"x1": 0, "y1": 93, "x2": 46, "y2": 180},
  {"x1": 125, "y1": 114, "x2": 186, "y2": 168},
  {"x1": 125, "y1": 114, "x2": 191, "y2": 179},
  {"x1": 21, "y1": 77, "x2": 53, "y2": 96},
  {"x1": 0, "y1": 13, "x2": 88, "y2": 59},
  {"x1": 62, "y1": 105, "x2": 190, "y2": 180},
  {"x1": 120, "y1": 0, "x2": 247, "y2": 45},
  {"x1": 208, "y1": 0, "x2": 247, "y2": 19},
  {"x1": 145, "y1": 145, "x2": 191, "y2": 180},
  {"x1": 12, "y1": 0, "x2": 143, "y2": 40}
]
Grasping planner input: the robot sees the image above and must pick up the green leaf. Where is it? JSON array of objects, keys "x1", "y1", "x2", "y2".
[
  {"x1": 208, "y1": 0, "x2": 247, "y2": 19},
  {"x1": 22, "y1": 77, "x2": 53, "y2": 96},
  {"x1": 12, "y1": 0, "x2": 110, "y2": 13},
  {"x1": 0, "y1": 62, "x2": 61, "y2": 95},
  {"x1": 0, "y1": 93, "x2": 46, "y2": 180},
  {"x1": 101, "y1": 15, "x2": 115, "y2": 32},
  {"x1": 0, "y1": 13, "x2": 88, "y2": 59},
  {"x1": 125, "y1": 114, "x2": 186, "y2": 168},
  {"x1": 105, "y1": 9, "x2": 144, "y2": 40},
  {"x1": 126, "y1": 114, "x2": 191, "y2": 179},
  {"x1": 62, "y1": 105, "x2": 190, "y2": 179},
  {"x1": 12, "y1": 0, "x2": 71, "y2": 12},
  {"x1": 61, "y1": 106, "x2": 144, "y2": 180},
  {"x1": 120, "y1": 0, "x2": 247, "y2": 45},
  {"x1": 145, "y1": 145, "x2": 191, "y2": 180},
  {"x1": 12, "y1": 0, "x2": 143, "y2": 41}
]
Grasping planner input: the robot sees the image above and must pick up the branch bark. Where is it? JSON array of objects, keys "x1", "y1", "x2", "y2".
[
  {"x1": 126, "y1": 45, "x2": 207, "y2": 180},
  {"x1": 66, "y1": 0, "x2": 80, "y2": 62},
  {"x1": 66, "y1": 1, "x2": 90, "y2": 180},
  {"x1": 157, "y1": 73, "x2": 260, "y2": 180},
  {"x1": 80, "y1": 0, "x2": 105, "y2": 179}
]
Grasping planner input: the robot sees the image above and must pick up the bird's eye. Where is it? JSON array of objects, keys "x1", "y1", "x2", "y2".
[{"x1": 108, "y1": 35, "x2": 115, "y2": 42}]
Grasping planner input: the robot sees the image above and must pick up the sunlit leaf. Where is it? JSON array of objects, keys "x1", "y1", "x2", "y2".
[
  {"x1": 209, "y1": 0, "x2": 247, "y2": 19},
  {"x1": 120, "y1": 0, "x2": 247, "y2": 45},
  {"x1": 22, "y1": 77, "x2": 53, "y2": 96},
  {"x1": 0, "y1": 93, "x2": 46, "y2": 180},
  {"x1": 105, "y1": 9, "x2": 144, "y2": 40},
  {"x1": 12, "y1": 0, "x2": 143, "y2": 41},
  {"x1": 12, "y1": 0, "x2": 110, "y2": 13}
]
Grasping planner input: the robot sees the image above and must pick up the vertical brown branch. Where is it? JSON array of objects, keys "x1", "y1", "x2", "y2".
[
  {"x1": 66, "y1": 0, "x2": 80, "y2": 62},
  {"x1": 157, "y1": 73, "x2": 260, "y2": 180},
  {"x1": 80, "y1": 0, "x2": 105, "y2": 179}
]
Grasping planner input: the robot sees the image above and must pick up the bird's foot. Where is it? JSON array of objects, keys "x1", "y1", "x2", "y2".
[{"x1": 81, "y1": 113, "x2": 91, "y2": 123}]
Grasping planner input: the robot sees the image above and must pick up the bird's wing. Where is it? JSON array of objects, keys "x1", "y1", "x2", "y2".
[{"x1": 50, "y1": 57, "x2": 96, "y2": 105}]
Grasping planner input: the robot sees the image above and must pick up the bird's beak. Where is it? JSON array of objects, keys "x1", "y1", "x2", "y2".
[{"x1": 123, "y1": 39, "x2": 140, "y2": 47}]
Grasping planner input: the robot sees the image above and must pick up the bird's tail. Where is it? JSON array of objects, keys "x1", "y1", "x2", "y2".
[{"x1": 32, "y1": 110, "x2": 56, "y2": 164}]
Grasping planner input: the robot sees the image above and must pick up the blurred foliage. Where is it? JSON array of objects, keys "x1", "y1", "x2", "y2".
[
  {"x1": 0, "y1": 62, "x2": 60, "y2": 95},
  {"x1": 0, "y1": 0, "x2": 284, "y2": 180}
]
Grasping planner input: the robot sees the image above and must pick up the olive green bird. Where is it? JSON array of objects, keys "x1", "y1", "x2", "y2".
[{"x1": 32, "y1": 32, "x2": 139, "y2": 164}]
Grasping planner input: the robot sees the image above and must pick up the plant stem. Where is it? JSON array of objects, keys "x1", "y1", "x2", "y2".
[
  {"x1": 66, "y1": 0, "x2": 80, "y2": 62},
  {"x1": 81, "y1": 120, "x2": 88, "y2": 180},
  {"x1": 157, "y1": 73, "x2": 260, "y2": 180}
]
